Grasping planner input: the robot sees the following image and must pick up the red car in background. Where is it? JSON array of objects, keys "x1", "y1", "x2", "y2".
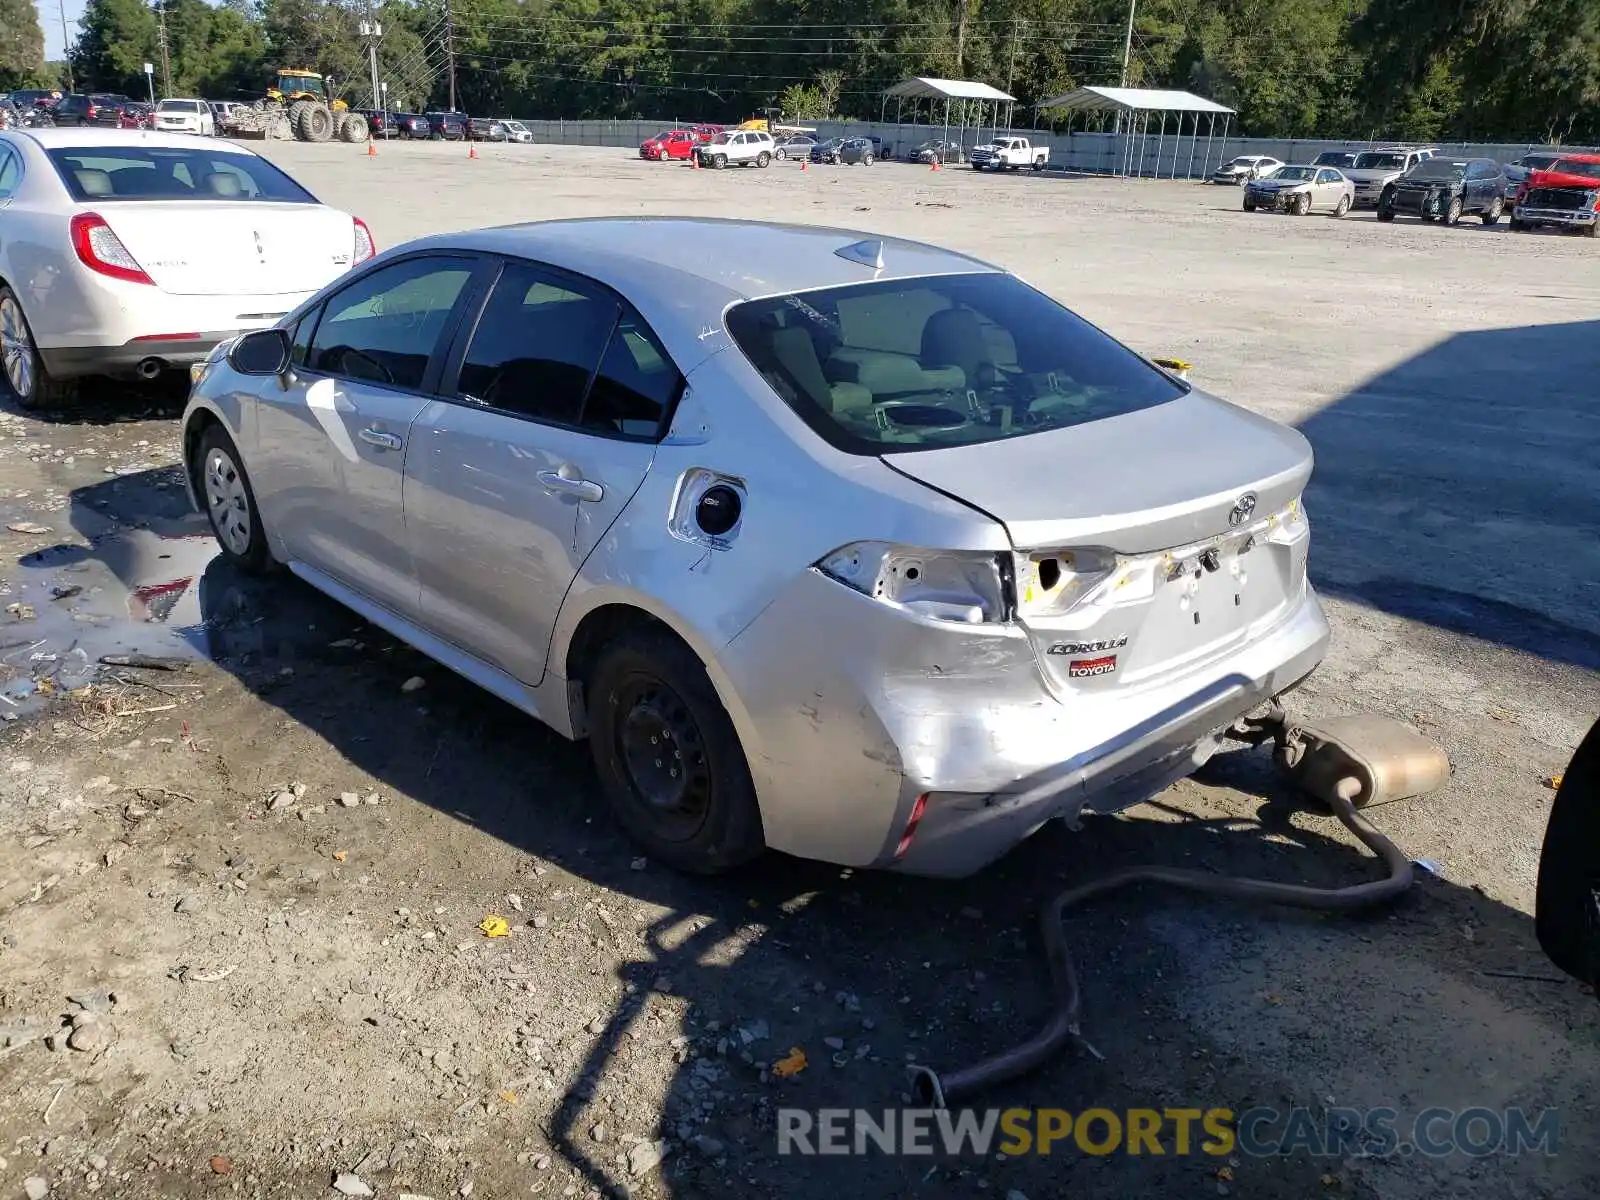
[
  {"x1": 118, "y1": 102, "x2": 153, "y2": 129},
  {"x1": 639, "y1": 129, "x2": 696, "y2": 160},
  {"x1": 1511, "y1": 152, "x2": 1600, "y2": 236},
  {"x1": 691, "y1": 124, "x2": 723, "y2": 143}
]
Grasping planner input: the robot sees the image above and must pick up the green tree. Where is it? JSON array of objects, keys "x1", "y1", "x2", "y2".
[
  {"x1": 0, "y1": 0, "x2": 47, "y2": 90},
  {"x1": 72, "y1": 0, "x2": 159, "y2": 94}
]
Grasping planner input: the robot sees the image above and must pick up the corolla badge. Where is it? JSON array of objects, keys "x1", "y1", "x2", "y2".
[{"x1": 1228, "y1": 492, "x2": 1258, "y2": 527}]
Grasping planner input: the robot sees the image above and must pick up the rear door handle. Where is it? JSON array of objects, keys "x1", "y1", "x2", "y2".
[
  {"x1": 359, "y1": 427, "x2": 403, "y2": 451},
  {"x1": 537, "y1": 470, "x2": 603, "y2": 503}
]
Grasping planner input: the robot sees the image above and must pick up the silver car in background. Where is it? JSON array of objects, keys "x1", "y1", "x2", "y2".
[
  {"x1": 181, "y1": 219, "x2": 1328, "y2": 878},
  {"x1": 1242, "y1": 165, "x2": 1354, "y2": 216},
  {"x1": 1211, "y1": 155, "x2": 1282, "y2": 184}
]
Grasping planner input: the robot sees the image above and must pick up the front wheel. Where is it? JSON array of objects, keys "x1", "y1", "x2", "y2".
[
  {"x1": 587, "y1": 627, "x2": 765, "y2": 874},
  {"x1": 1509, "y1": 217, "x2": 1530, "y2": 232},
  {"x1": 774, "y1": 148, "x2": 785, "y2": 160},
  {"x1": 1293, "y1": 192, "x2": 1312, "y2": 216},
  {"x1": 0, "y1": 287, "x2": 76, "y2": 412},
  {"x1": 862, "y1": 153, "x2": 874, "y2": 166},
  {"x1": 1376, "y1": 206, "x2": 1395, "y2": 222},
  {"x1": 712, "y1": 154, "x2": 726, "y2": 169},
  {"x1": 1483, "y1": 196, "x2": 1503, "y2": 225},
  {"x1": 1446, "y1": 196, "x2": 1463, "y2": 225},
  {"x1": 1242, "y1": 198, "x2": 1257, "y2": 212},
  {"x1": 1333, "y1": 194, "x2": 1351, "y2": 218},
  {"x1": 195, "y1": 425, "x2": 275, "y2": 575}
]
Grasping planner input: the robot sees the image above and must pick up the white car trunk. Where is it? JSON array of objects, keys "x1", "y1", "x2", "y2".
[{"x1": 96, "y1": 203, "x2": 354, "y2": 296}]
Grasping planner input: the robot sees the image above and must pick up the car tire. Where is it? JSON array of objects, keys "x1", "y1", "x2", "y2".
[
  {"x1": 863, "y1": 153, "x2": 874, "y2": 166},
  {"x1": 1446, "y1": 196, "x2": 1463, "y2": 225},
  {"x1": 1333, "y1": 194, "x2": 1351, "y2": 218},
  {"x1": 756, "y1": 151, "x2": 770, "y2": 167},
  {"x1": 0, "y1": 287, "x2": 76, "y2": 412},
  {"x1": 194, "y1": 424, "x2": 276, "y2": 576},
  {"x1": 586, "y1": 626, "x2": 765, "y2": 875},
  {"x1": 1293, "y1": 193, "x2": 1311, "y2": 216},
  {"x1": 1376, "y1": 206, "x2": 1395, "y2": 222},
  {"x1": 1033, "y1": 157, "x2": 1045, "y2": 170},
  {"x1": 713, "y1": 154, "x2": 726, "y2": 169},
  {"x1": 1586, "y1": 222, "x2": 1600, "y2": 239},
  {"x1": 774, "y1": 148, "x2": 785, "y2": 160},
  {"x1": 1509, "y1": 217, "x2": 1529, "y2": 232},
  {"x1": 1535, "y1": 717, "x2": 1600, "y2": 984},
  {"x1": 1242, "y1": 198, "x2": 1256, "y2": 212},
  {"x1": 1483, "y1": 197, "x2": 1503, "y2": 225}
]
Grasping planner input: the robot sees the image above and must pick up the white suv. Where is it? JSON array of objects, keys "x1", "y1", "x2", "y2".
[
  {"x1": 155, "y1": 98, "x2": 215, "y2": 136},
  {"x1": 694, "y1": 130, "x2": 775, "y2": 169}
]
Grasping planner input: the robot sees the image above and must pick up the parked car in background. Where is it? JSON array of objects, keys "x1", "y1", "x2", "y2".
[
  {"x1": 118, "y1": 102, "x2": 153, "y2": 130},
  {"x1": 360, "y1": 109, "x2": 401, "y2": 138},
  {"x1": 424, "y1": 111, "x2": 469, "y2": 140},
  {"x1": 1311, "y1": 150, "x2": 1357, "y2": 169},
  {"x1": 179, "y1": 216, "x2": 1327, "y2": 877},
  {"x1": 690, "y1": 124, "x2": 723, "y2": 143},
  {"x1": 8, "y1": 89, "x2": 60, "y2": 111},
  {"x1": 911, "y1": 139, "x2": 964, "y2": 165},
  {"x1": 50, "y1": 93, "x2": 132, "y2": 128},
  {"x1": 1211, "y1": 155, "x2": 1282, "y2": 184},
  {"x1": 389, "y1": 112, "x2": 430, "y2": 139},
  {"x1": 1511, "y1": 153, "x2": 1600, "y2": 236},
  {"x1": 467, "y1": 117, "x2": 506, "y2": 142},
  {"x1": 694, "y1": 129, "x2": 774, "y2": 169},
  {"x1": 1344, "y1": 147, "x2": 1432, "y2": 207},
  {"x1": 155, "y1": 98, "x2": 216, "y2": 136},
  {"x1": 0, "y1": 128, "x2": 375, "y2": 408},
  {"x1": 808, "y1": 138, "x2": 846, "y2": 165},
  {"x1": 210, "y1": 100, "x2": 248, "y2": 129},
  {"x1": 500, "y1": 119, "x2": 533, "y2": 144},
  {"x1": 640, "y1": 129, "x2": 696, "y2": 161},
  {"x1": 970, "y1": 136, "x2": 1048, "y2": 171},
  {"x1": 1377, "y1": 156, "x2": 1507, "y2": 225},
  {"x1": 1502, "y1": 151, "x2": 1562, "y2": 194},
  {"x1": 773, "y1": 135, "x2": 816, "y2": 161},
  {"x1": 1242, "y1": 164, "x2": 1353, "y2": 216}
]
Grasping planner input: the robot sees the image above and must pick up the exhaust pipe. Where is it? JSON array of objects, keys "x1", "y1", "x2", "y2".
[{"x1": 135, "y1": 357, "x2": 165, "y2": 380}]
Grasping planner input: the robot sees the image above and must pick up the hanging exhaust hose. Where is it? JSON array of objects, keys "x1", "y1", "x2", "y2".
[{"x1": 909, "y1": 767, "x2": 1413, "y2": 1109}]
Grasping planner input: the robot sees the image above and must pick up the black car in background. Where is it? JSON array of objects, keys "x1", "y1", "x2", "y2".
[
  {"x1": 773, "y1": 135, "x2": 816, "y2": 160},
  {"x1": 425, "y1": 110, "x2": 469, "y2": 140},
  {"x1": 8, "y1": 89, "x2": 59, "y2": 111},
  {"x1": 1377, "y1": 156, "x2": 1508, "y2": 224},
  {"x1": 808, "y1": 136, "x2": 875, "y2": 165},
  {"x1": 911, "y1": 139, "x2": 965, "y2": 165},
  {"x1": 1312, "y1": 150, "x2": 1357, "y2": 169},
  {"x1": 50, "y1": 93, "x2": 132, "y2": 127},
  {"x1": 468, "y1": 117, "x2": 507, "y2": 141}
]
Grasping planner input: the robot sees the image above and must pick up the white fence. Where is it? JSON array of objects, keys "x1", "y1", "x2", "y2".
[{"x1": 513, "y1": 117, "x2": 1587, "y2": 179}]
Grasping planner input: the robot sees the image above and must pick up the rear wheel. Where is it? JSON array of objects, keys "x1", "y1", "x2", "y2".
[
  {"x1": 1033, "y1": 156, "x2": 1045, "y2": 170},
  {"x1": 1483, "y1": 196, "x2": 1503, "y2": 225},
  {"x1": 337, "y1": 111, "x2": 369, "y2": 142},
  {"x1": 1585, "y1": 222, "x2": 1600, "y2": 239},
  {"x1": 756, "y1": 151, "x2": 770, "y2": 167},
  {"x1": 587, "y1": 627, "x2": 765, "y2": 874},
  {"x1": 0, "y1": 287, "x2": 76, "y2": 412},
  {"x1": 195, "y1": 425, "x2": 275, "y2": 575},
  {"x1": 1376, "y1": 206, "x2": 1395, "y2": 222},
  {"x1": 1333, "y1": 194, "x2": 1351, "y2": 218},
  {"x1": 1445, "y1": 196, "x2": 1463, "y2": 225}
]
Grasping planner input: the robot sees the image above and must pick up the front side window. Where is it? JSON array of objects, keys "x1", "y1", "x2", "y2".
[
  {"x1": 726, "y1": 272, "x2": 1185, "y2": 455},
  {"x1": 456, "y1": 263, "x2": 618, "y2": 423},
  {"x1": 307, "y1": 257, "x2": 474, "y2": 390},
  {"x1": 46, "y1": 146, "x2": 317, "y2": 202}
]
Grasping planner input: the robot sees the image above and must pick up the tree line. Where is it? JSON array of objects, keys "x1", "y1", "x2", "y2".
[{"x1": 2, "y1": 0, "x2": 1597, "y2": 144}]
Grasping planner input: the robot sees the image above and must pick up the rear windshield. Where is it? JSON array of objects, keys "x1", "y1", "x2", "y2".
[
  {"x1": 725, "y1": 273, "x2": 1185, "y2": 455},
  {"x1": 46, "y1": 147, "x2": 317, "y2": 203}
]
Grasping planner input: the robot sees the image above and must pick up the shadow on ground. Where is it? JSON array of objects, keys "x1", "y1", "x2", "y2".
[{"x1": 22, "y1": 440, "x2": 1591, "y2": 1198}]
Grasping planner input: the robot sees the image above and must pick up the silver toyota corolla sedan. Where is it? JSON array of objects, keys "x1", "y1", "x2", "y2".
[{"x1": 180, "y1": 218, "x2": 1328, "y2": 878}]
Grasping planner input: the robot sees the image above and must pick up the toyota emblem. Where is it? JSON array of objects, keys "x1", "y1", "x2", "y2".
[{"x1": 1228, "y1": 493, "x2": 1258, "y2": 527}]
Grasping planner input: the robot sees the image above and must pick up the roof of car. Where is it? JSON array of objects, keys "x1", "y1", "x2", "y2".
[
  {"x1": 416, "y1": 217, "x2": 999, "y2": 305},
  {"x1": 3, "y1": 127, "x2": 262, "y2": 153}
]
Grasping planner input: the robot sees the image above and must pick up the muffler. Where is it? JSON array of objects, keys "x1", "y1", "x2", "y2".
[
  {"x1": 908, "y1": 709, "x2": 1450, "y2": 1108},
  {"x1": 135, "y1": 357, "x2": 165, "y2": 380}
]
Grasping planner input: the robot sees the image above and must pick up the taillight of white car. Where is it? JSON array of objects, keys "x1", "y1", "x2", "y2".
[
  {"x1": 353, "y1": 217, "x2": 376, "y2": 264},
  {"x1": 69, "y1": 212, "x2": 154, "y2": 285}
]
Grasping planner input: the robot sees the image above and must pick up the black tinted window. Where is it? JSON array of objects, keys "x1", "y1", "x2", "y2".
[
  {"x1": 582, "y1": 315, "x2": 682, "y2": 438},
  {"x1": 726, "y1": 272, "x2": 1184, "y2": 455},
  {"x1": 46, "y1": 146, "x2": 317, "y2": 202},
  {"x1": 307, "y1": 257, "x2": 474, "y2": 390},
  {"x1": 457, "y1": 263, "x2": 617, "y2": 423}
]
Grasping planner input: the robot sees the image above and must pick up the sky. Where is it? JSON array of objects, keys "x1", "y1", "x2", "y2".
[{"x1": 36, "y1": 0, "x2": 87, "y2": 62}]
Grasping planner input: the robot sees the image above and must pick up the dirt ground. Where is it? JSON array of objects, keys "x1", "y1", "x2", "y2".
[{"x1": 0, "y1": 142, "x2": 1596, "y2": 1200}]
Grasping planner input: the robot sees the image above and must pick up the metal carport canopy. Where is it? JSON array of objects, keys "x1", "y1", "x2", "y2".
[
  {"x1": 1034, "y1": 87, "x2": 1235, "y2": 180},
  {"x1": 883, "y1": 77, "x2": 1016, "y2": 102},
  {"x1": 1034, "y1": 86, "x2": 1232, "y2": 114}
]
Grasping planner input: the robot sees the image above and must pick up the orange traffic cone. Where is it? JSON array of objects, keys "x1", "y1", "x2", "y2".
[
  {"x1": 930, "y1": 158, "x2": 939, "y2": 172},
  {"x1": 366, "y1": 140, "x2": 377, "y2": 157},
  {"x1": 800, "y1": 158, "x2": 807, "y2": 171},
  {"x1": 468, "y1": 142, "x2": 478, "y2": 159},
  {"x1": 691, "y1": 151, "x2": 699, "y2": 170}
]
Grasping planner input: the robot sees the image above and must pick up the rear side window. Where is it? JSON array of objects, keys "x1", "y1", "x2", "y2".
[
  {"x1": 456, "y1": 262, "x2": 618, "y2": 423},
  {"x1": 46, "y1": 146, "x2": 316, "y2": 202},
  {"x1": 307, "y1": 257, "x2": 475, "y2": 390},
  {"x1": 725, "y1": 272, "x2": 1185, "y2": 455},
  {"x1": 0, "y1": 147, "x2": 21, "y2": 199}
]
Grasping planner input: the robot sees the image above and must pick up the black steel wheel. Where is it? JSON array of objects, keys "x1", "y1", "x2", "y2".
[{"x1": 587, "y1": 626, "x2": 764, "y2": 874}]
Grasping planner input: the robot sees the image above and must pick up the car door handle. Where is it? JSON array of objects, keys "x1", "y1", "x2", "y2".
[
  {"x1": 537, "y1": 470, "x2": 603, "y2": 502},
  {"x1": 359, "y1": 427, "x2": 404, "y2": 451}
]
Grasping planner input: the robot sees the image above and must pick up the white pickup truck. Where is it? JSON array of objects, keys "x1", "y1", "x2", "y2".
[{"x1": 969, "y1": 137, "x2": 1049, "y2": 172}]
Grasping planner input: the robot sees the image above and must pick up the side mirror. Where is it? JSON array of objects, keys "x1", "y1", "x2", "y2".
[{"x1": 228, "y1": 328, "x2": 291, "y2": 376}]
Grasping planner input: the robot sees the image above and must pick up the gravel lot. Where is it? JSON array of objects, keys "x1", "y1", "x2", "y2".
[{"x1": 0, "y1": 140, "x2": 1595, "y2": 1200}]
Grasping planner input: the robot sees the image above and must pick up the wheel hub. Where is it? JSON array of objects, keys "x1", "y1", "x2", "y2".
[
  {"x1": 204, "y1": 447, "x2": 252, "y2": 556},
  {"x1": 617, "y1": 685, "x2": 710, "y2": 835},
  {"x1": 1, "y1": 297, "x2": 34, "y2": 399}
]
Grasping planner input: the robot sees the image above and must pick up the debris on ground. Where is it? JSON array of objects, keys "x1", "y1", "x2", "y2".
[
  {"x1": 772, "y1": 1047, "x2": 808, "y2": 1078},
  {"x1": 333, "y1": 1172, "x2": 374, "y2": 1196},
  {"x1": 478, "y1": 915, "x2": 510, "y2": 938}
]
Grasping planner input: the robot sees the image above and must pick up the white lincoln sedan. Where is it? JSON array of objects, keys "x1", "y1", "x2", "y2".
[{"x1": 0, "y1": 128, "x2": 374, "y2": 408}]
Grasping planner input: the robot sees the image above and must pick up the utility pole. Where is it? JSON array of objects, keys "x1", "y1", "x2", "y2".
[
  {"x1": 156, "y1": 1, "x2": 172, "y2": 99},
  {"x1": 1119, "y1": 0, "x2": 1137, "y2": 88},
  {"x1": 954, "y1": 0, "x2": 968, "y2": 77},
  {"x1": 57, "y1": 0, "x2": 75, "y2": 91},
  {"x1": 445, "y1": 0, "x2": 456, "y2": 112},
  {"x1": 360, "y1": 11, "x2": 383, "y2": 112}
]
